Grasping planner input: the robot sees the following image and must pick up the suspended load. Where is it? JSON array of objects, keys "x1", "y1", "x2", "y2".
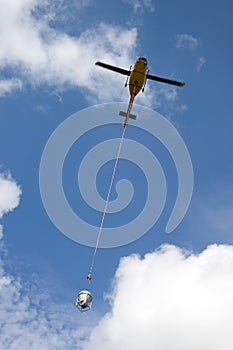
[
  {"x1": 86, "y1": 273, "x2": 92, "y2": 281},
  {"x1": 75, "y1": 290, "x2": 93, "y2": 312}
]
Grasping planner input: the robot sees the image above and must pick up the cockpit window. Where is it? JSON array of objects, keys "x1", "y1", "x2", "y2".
[{"x1": 139, "y1": 57, "x2": 147, "y2": 64}]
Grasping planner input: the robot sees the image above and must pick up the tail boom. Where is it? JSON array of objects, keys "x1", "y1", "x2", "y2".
[{"x1": 119, "y1": 93, "x2": 136, "y2": 128}]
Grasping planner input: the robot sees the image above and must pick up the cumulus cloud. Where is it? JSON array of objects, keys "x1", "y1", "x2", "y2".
[
  {"x1": 0, "y1": 171, "x2": 21, "y2": 239},
  {"x1": 0, "y1": 173, "x2": 22, "y2": 220},
  {"x1": 0, "y1": 78, "x2": 23, "y2": 96},
  {"x1": 176, "y1": 34, "x2": 199, "y2": 50},
  {"x1": 0, "y1": 0, "x2": 183, "y2": 109},
  {"x1": 0, "y1": 0, "x2": 138, "y2": 102},
  {"x1": 83, "y1": 244, "x2": 233, "y2": 350}
]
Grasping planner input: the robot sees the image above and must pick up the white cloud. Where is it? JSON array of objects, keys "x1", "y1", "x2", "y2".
[
  {"x1": 0, "y1": 254, "x2": 96, "y2": 350},
  {"x1": 197, "y1": 56, "x2": 206, "y2": 72},
  {"x1": 143, "y1": 83, "x2": 186, "y2": 117},
  {"x1": 0, "y1": 171, "x2": 21, "y2": 239},
  {"x1": 123, "y1": 0, "x2": 155, "y2": 13},
  {"x1": 83, "y1": 244, "x2": 233, "y2": 350},
  {"x1": 176, "y1": 34, "x2": 199, "y2": 50},
  {"x1": 0, "y1": 0, "x2": 138, "y2": 102},
  {"x1": 0, "y1": 78, "x2": 23, "y2": 96},
  {"x1": 0, "y1": 173, "x2": 22, "y2": 219},
  {"x1": 0, "y1": 0, "x2": 183, "y2": 110}
]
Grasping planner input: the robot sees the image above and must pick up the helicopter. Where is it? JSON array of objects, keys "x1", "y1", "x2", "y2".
[{"x1": 95, "y1": 57, "x2": 185, "y2": 128}]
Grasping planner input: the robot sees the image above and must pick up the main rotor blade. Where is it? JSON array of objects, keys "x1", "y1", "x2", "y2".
[
  {"x1": 147, "y1": 74, "x2": 185, "y2": 87},
  {"x1": 95, "y1": 61, "x2": 130, "y2": 76}
]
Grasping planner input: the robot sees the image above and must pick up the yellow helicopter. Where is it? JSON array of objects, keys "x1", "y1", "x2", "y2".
[{"x1": 95, "y1": 57, "x2": 185, "y2": 128}]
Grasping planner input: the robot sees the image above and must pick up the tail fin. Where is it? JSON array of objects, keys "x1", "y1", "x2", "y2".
[{"x1": 119, "y1": 111, "x2": 137, "y2": 120}]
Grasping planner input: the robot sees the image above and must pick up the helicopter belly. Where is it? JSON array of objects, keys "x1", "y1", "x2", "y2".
[{"x1": 129, "y1": 70, "x2": 147, "y2": 96}]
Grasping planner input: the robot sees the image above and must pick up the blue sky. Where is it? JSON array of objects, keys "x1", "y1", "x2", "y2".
[{"x1": 0, "y1": 1, "x2": 233, "y2": 349}]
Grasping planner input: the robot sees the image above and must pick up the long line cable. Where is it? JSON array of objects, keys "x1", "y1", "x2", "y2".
[
  {"x1": 87, "y1": 88, "x2": 136, "y2": 283},
  {"x1": 88, "y1": 125, "x2": 127, "y2": 280}
]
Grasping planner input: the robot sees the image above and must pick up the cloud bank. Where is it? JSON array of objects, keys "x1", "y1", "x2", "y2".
[{"x1": 83, "y1": 244, "x2": 233, "y2": 350}]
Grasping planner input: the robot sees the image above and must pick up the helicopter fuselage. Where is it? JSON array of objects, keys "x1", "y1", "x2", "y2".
[{"x1": 128, "y1": 58, "x2": 148, "y2": 98}]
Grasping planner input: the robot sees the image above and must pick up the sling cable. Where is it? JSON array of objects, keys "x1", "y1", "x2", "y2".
[
  {"x1": 87, "y1": 125, "x2": 127, "y2": 283},
  {"x1": 86, "y1": 85, "x2": 138, "y2": 284}
]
